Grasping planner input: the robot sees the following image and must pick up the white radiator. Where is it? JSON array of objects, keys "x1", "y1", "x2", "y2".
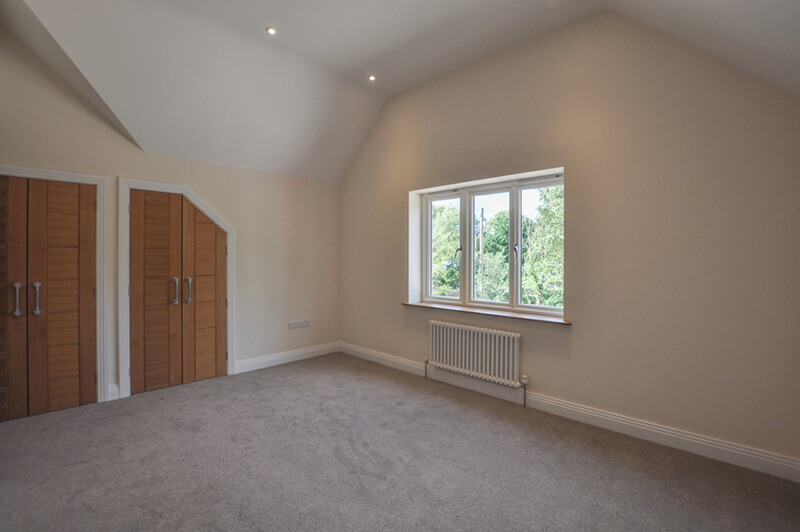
[{"x1": 429, "y1": 321, "x2": 521, "y2": 388}]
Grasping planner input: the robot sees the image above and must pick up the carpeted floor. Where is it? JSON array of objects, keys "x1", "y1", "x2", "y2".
[{"x1": 1, "y1": 353, "x2": 798, "y2": 531}]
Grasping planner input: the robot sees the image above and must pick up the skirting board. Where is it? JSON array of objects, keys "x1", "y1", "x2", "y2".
[
  {"x1": 233, "y1": 342, "x2": 340, "y2": 374},
  {"x1": 337, "y1": 343, "x2": 425, "y2": 376},
  {"x1": 337, "y1": 342, "x2": 800, "y2": 484}
]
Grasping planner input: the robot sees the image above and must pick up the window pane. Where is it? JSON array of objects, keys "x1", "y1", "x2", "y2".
[
  {"x1": 473, "y1": 192, "x2": 509, "y2": 303},
  {"x1": 430, "y1": 198, "x2": 461, "y2": 298},
  {"x1": 520, "y1": 186, "x2": 564, "y2": 307}
]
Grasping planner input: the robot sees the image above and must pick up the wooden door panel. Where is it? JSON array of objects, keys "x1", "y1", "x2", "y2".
[
  {"x1": 195, "y1": 301, "x2": 215, "y2": 330},
  {"x1": 194, "y1": 276, "x2": 215, "y2": 302},
  {"x1": 27, "y1": 180, "x2": 90, "y2": 415},
  {"x1": 195, "y1": 327, "x2": 216, "y2": 381},
  {"x1": 131, "y1": 192, "x2": 227, "y2": 393},
  {"x1": 48, "y1": 343, "x2": 79, "y2": 411},
  {"x1": 182, "y1": 204, "x2": 227, "y2": 381},
  {"x1": 48, "y1": 280, "x2": 79, "y2": 313},
  {"x1": 0, "y1": 177, "x2": 29, "y2": 420},
  {"x1": 187, "y1": 207, "x2": 225, "y2": 382},
  {"x1": 47, "y1": 312, "x2": 80, "y2": 346},
  {"x1": 129, "y1": 189, "x2": 145, "y2": 394},
  {"x1": 0, "y1": 176, "x2": 11, "y2": 420},
  {"x1": 47, "y1": 376, "x2": 79, "y2": 412},
  {"x1": 167, "y1": 194, "x2": 182, "y2": 387},
  {"x1": 47, "y1": 248, "x2": 79, "y2": 280},
  {"x1": 195, "y1": 247, "x2": 215, "y2": 276},
  {"x1": 143, "y1": 248, "x2": 169, "y2": 277},
  {"x1": 131, "y1": 190, "x2": 183, "y2": 393},
  {"x1": 181, "y1": 197, "x2": 195, "y2": 384},
  {"x1": 44, "y1": 181, "x2": 82, "y2": 413},
  {"x1": 144, "y1": 306, "x2": 170, "y2": 390},
  {"x1": 143, "y1": 278, "x2": 170, "y2": 307},
  {"x1": 46, "y1": 182, "x2": 79, "y2": 248},
  {"x1": 0, "y1": 177, "x2": 95, "y2": 420},
  {"x1": 7, "y1": 177, "x2": 28, "y2": 419},
  {"x1": 27, "y1": 178, "x2": 49, "y2": 415},
  {"x1": 48, "y1": 344, "x2": 79, "y2": 379}
]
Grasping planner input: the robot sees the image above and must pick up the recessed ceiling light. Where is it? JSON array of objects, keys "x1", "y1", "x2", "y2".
[
  {"x1": 368, "y1": 75, "x2": 376, "y2": 82},
  {"x1": 265, "y1": 26, "x2": 277, "y2": 36}
]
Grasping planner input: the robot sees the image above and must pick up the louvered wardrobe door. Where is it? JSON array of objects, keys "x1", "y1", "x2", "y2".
[
  {"x1": 0, "y1": 176, "x2": 28, "y2": 421},
  {"x1": 27, "y1": 180, "x2": 97, "y2": 415},
  {"x1": 130, "y1": 190, "x2": 183, "y2": 393}
]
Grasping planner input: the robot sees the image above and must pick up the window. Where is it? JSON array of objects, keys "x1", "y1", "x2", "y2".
[{"x1": 417, "y1": 168, "x2": 564, "y2": 319}]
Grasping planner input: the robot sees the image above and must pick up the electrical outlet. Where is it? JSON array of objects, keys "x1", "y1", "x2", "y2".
[{"x1": 288, "y1": 319, "x2": 311, "y2": 330}]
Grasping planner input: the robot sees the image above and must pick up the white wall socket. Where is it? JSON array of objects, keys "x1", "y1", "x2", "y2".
[{"x1": 288, "y1": 319, "x2": 310, "y2": 330}]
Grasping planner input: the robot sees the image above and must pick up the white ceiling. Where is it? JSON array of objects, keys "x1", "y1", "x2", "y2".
[{"x1": 1, "y1": 0, "x2": 799, "y2": 182}]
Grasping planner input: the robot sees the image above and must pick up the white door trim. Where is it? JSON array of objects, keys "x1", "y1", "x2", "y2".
[
  {"x1": 118, "y1": 178, "x2": 236, "y2": 398},
  {"x1": 0, "y1": 164, "x2": 109, "y2": 402}
]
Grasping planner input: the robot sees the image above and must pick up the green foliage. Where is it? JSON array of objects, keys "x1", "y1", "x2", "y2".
[
  {"x1": 430, "y1": 186, "x2": 563, "y2": 307},
  {"x1": 430, "y1": 203, "x2": 460, "y2": 297},
  {"x1": 473, "y1": 209, "x2": 509, "y2": 302},
  {"x1": 521, "y1": 186, "x2": 564, "y2": 307},
  {"x1": 473, "y1": 249, "x2": 509, "y2": 302}
]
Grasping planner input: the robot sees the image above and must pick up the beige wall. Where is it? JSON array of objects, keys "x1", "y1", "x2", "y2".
[
  {"x1": 3, "y1": 11, "x2": 799, "y2": 461},
  {"x1": 0, "y1": 26, "x2": 341, "y2": 387},
  {"x1": 340, "y1": 13, "x2": 800, "y2": 458}
]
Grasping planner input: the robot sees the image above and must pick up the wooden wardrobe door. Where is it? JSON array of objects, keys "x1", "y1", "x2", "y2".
[
  {"x1": 130, "y1": 190, "x2": 182, "y2": 393},
  {"x1": 181, "y1": 197, "x2": 195, "y2": 383},
  {"x1": 78, "y1": 184, "x2": 97, "y2": 405},
  {"x1": 27, "y1": 180, "x2": 96, "y2": 415},
  {"x1": 0, "y1": 176, "x2": 29, "y2": 421},
  {"x1": 182, "y1": 199, "x2": 226, "y2": 383}
]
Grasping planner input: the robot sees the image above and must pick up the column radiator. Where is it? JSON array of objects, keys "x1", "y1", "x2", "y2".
[{"x1": 429, "y1": 321, "x2": 521, "y2": 388}]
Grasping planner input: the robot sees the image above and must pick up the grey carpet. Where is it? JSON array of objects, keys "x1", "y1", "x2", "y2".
[{"x1": 1, "y1": 353, "x2": 798, "y2": 531}]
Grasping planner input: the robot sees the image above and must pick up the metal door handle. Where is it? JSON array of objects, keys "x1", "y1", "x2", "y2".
[
  {"x1": 32, "y1": 281, "x2": 42, "y2": 316},
  {"x1": 184, "y1": 276, "x2": 192, "y2": 304},
  {"x1": 12, "y1": 282, "x2": 22, "y2": 317},
  {"x1": 172, "y1": 277, "x2": 180, "y2": 305}
]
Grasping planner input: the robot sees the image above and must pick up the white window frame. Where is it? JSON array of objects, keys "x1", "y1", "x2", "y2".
[
  {"x1": 416, "y1": 167, "x2": 564, "y2": 319},
  {"x1": 423, "y1": 191, "x2": 464, "y2": 302}
]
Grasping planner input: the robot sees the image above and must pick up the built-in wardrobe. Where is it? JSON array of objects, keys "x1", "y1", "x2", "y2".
[
  {"x1": 129, "y1": 190, "x2": 227, "y2": 393},
  {"x1": 0, "y1": 176, "x2": 97, "y2": 421}
]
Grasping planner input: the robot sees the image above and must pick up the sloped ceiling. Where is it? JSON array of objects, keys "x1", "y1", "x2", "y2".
[{"x1": 1, "y1": 0, "x2": 799, "y2": 182}]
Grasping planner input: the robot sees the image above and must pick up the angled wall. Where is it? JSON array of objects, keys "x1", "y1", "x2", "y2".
[
  {"x1": 0, "y1": 25, "x2": 341, "y2": 387},
  {"x1": 339, "y1": 12, "x2": 800, "y2": 459}
]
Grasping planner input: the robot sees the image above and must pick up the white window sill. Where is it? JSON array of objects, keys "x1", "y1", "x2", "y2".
[{"x1": 402, "y1": 301, "x2": 571, "y2": 325}]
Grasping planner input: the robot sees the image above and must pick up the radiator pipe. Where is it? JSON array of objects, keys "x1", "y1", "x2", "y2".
[
  {"x1": 424, "y1": 359, "x2": 429, "y2": 379},
  {"x1": 522, "y1": 382, "x2": 527, "y2": 408}
]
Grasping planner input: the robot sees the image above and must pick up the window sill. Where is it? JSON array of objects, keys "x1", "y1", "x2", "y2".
[{"x1": 402, "y1": 301, "x2": 571, "y2": 325}]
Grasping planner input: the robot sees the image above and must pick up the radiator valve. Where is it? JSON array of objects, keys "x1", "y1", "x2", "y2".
[{"x1": 521, "y1": 374, "x2": 529, "y2": 386}]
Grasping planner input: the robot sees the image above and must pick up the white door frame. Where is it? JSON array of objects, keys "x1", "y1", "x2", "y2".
[
  {"x1": 0, "y1": 164, "x2": 109, "y2": 401},
  {"x1": 117, "y1": 178, "x2": 236, "y2": 398}
]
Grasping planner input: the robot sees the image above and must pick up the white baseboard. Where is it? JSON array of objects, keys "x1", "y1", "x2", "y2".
[
  {"x1": 234, "y1": 342, "x2": 340, "y2": 374},
  {"x1": 337, "y1": 342, "x2": 425, "y2": 376},
  {"x1": 526, "y1": 392, "x2": 800, "y2": 483},
  {"x1": 338, "y1": 342, "x2": 800, "y2": 484}
]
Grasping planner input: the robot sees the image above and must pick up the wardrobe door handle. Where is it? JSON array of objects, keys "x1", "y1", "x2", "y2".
[
  {"x1": 12, "y1": 282, "x2": 22, "y2": 317},
  {"x1": 32, "y1": 281, "x2": 42, "y2": 316},
  {"x1": 172, "y1": 277, "x2": 180, "y2": 305},
  {"x1": 184, "y1": 276, "x2": 193, "y2": 304}
]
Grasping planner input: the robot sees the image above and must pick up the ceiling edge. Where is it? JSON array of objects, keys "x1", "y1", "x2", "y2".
[{"x1": 0, "y1": 0, "x2": 141, "y2": 149}]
